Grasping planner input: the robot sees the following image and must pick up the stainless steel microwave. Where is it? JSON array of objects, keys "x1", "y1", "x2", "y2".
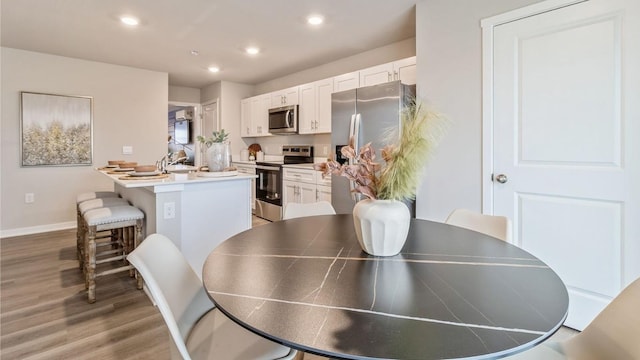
[{"x1": 268, "y1": 105, "x2": 298, "y2": 134}]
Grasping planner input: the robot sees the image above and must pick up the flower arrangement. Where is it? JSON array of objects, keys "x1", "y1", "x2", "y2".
[
  {"x1": 196, "y1": 129, "x2": 229, "y2": 147},
  {"x1": 314, "y1": 101, "x2": 446, "y2": 202}
]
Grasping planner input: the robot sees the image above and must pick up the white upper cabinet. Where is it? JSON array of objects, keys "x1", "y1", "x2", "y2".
[
  {"x1": 299, "y1": 78, "x2": 332, "y2": 134},
  {"x1": 270, "y1": 86, "x2": 299, "y2": 107},
  {"x1": 394, "y1": 56, "x2": 417, "y2": 85},
  {"x1": 360, "y1": 57, "x2": 416, "y2": 87},
  {"x1": 240, "y1": 98, "x2": 252, "y2": 137},
  {"x1": 241, "y1": 94, "x2": 271, "y2": 137},
  {"x1": 359, "y1": 63, "x2": 395, "y2": 87},
  {"x1": 333, "y1": 72, "x2": 359, "y2": 92},
  {"x1": 251, "y1": 94, "x2": 271, "y2": 136},
  {"x1": 241, "y1": 57, "x2": 416, "y2": 138}
]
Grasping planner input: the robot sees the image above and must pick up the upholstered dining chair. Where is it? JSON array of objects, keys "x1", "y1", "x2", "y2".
[
  {"x1": 283, "y1": 201, "x2": 336, "y2": 220},
  {"x1": 445, "y1": 208, "x2": 512, "y2": 242},
  {"x1": 507, "y1": 277, "x2": 640, "y2": 359},
  {"x1": 127, "y1": 234, "x2": 298, "y2": 360}
]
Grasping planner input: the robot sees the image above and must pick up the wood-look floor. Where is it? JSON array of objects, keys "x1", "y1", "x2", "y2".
[
  {"x1": 1, "y1": 228, "x2": 170, "y2": 359},
  {"x1": 1, "y1": 216, "x2": 577, "y2": 359}
]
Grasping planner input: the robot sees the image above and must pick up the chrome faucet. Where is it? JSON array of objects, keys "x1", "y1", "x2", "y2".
[{"x1": 156, "y1": 153, "x2": 188, "y2": 173}]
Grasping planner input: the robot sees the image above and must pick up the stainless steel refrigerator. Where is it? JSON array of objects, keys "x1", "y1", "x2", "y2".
[{"x1": 331, "y1": 80, "x2": 416, "y2": 214}]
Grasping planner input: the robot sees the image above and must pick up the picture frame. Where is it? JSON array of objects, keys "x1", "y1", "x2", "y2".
[{"x1": 20, "y1": 91, "x2": 93, "y2": 167}]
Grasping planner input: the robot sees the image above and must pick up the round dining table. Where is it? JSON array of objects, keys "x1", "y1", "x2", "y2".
[{"x1": 202, "y1": 214, "x2": 568, "y2": 359}]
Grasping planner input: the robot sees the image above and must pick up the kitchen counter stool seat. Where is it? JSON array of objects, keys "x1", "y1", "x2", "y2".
[
  {"x1": 76, "y1": 191, "x2": 120, "y2": 265},
  {"x1": 83, "y1": 205, "x2": 144, "y2": 303},
  {"x1": 76, "y1": 191, "x2": 119, "y2": 204},
  {"x1": 76, "y1": 197, "x2": 130, "y2": 270}
]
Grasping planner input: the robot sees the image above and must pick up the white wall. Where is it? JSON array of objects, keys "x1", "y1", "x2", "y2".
[
  {"x1": 1, "y1": 48, "x2": 168, "y2": 236},
  {"x1": 200, "y1": 81, "x2": 255, "y2": 159},
  {"x1": 220, "y1": 81, "x2": 254, "y2": 159},
  {"x1": 169, "y1": 85, "x2": 200, "y2": 103},
  {"x1": 414, "y1": 0, "x2": 543, "y2": 221}
]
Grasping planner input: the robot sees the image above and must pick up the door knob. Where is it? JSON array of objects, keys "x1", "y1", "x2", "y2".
[{"x1": 494, "y1": 174, "x2": 508, "y2": 184}]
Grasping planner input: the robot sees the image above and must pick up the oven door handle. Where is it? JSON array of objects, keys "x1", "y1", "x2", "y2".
[{"x1": 256, "y1": 165, "x2": 280, "y2": 171}]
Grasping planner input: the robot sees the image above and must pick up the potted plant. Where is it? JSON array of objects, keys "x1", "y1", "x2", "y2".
[
  {"x1": 197, "y1": 129, "x2": 231, "y2": 172},
  {"x1": 315, "y1": 101, "x2": 446, "y2": 256}
]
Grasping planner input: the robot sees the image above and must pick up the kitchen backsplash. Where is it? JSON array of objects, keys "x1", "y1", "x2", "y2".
[{"x1": 243, "y1": 133, "x2": 331, "y2": 158}]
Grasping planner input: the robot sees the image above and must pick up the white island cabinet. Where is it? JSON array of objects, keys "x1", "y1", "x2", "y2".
[{"x1": 99, "y1": 170, "x2": 256, "y2": 278}]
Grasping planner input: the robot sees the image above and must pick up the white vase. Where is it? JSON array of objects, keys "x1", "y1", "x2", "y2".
[
  {"x1": 352, "y1": 198, "x2": 410, "y2": 256},
  {"x1": 206, "y1": 143, "x2": 230, "y2": 172}
]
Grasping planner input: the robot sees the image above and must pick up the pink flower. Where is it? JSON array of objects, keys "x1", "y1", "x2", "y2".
[{"x1": 314, "y1": 140, "x2": 382, "y2": 200}]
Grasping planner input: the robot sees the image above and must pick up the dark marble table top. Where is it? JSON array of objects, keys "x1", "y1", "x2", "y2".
[{"x1": 202, "y1": 215, "x2": 568, "y2": 360}]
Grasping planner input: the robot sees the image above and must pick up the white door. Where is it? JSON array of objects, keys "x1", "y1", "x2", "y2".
[{"x1": 486, "y1": 0, "x2": 640, "y2": 330}]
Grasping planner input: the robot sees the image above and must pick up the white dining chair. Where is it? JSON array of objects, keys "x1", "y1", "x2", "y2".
[
  {"x1": 283, "y1": 201, "x2": 336, "y2": 220},
  {"x1": 507, "y1": 277, "x2": 640, "y2": 359},
  {"x1": 445, "y1": 208, "x2": 512, "y2": 242},
  {"x1": 127, "y1": 234, "x2": 297, "y2": 360}
]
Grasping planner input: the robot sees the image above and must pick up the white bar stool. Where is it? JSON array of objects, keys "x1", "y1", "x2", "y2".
[{"x1": 83, "y1": 205, "x2": 144, "y2": 303}]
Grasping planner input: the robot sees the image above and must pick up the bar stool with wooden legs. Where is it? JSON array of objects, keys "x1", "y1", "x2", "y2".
[
  {"x1": 76, "y1": 191, "x2": 120, "y2": 265},
  {"x1": 82, "y1": 205, "x2": 144, "y2": 303},
  {"x1": 76, "y1": 197, "x2": 130, "y2": 271}
]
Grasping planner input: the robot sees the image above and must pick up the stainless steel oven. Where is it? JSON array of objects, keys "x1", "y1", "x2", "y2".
[
  {"x1": 254, "y1": 145, "x2": 313, "y2": 222},
  {"x1": 255, "y1": 163, "x2": 282, "y2": 222}
]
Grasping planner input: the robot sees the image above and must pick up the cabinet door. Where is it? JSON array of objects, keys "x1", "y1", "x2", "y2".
[
  {"x1": 283, "y1": 168, "x2": 316, "y2": 183},
  {"x1": 299, "y1": 183, "x2": 317, "y2": 204},
  {"x1": 283, "y1": 181, "x2": 300, "y2": 210},
  {"x1": 316, "y1": 185, "x2": 331, "y2": 203},
  {"x1": 315, "y1": 78, "x2": 333, "y2": 133},
  {"x1": 240, "y1": 98, "x2": 252, "y2": 137},
  {"x1": 359, "y1": 63, "x2": 394, "y2": 87},
  {"x1": 251, "y1": 94, "x2": 271, "y2": 136},
  {"x1": 271, "y1": 86, "x2": 299, "y2": 107},
  {"x1": 282, "y1": 87, "x2": 299, "y2": 105},
  {"x1": 298, "y1": 83, "x2": 315, "y2": 134},
  {"x1": 234, "y1": 164, "x2": 257, "y2": 211},
  {"x1": 333, "y1": 72, "x2": 359, "y2": 92},
  {"x1": 394, "y1": 57, "x2": 416, "y2": 85}
]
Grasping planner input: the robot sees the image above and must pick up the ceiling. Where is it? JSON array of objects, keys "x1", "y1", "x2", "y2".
[{"x1": 1, "y1": 0, "x2": 416, "y2": 89}]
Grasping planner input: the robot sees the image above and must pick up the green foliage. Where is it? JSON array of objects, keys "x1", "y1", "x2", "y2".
[
  {"x1": 197, "y1": 129, "x2": 229, "y2": 147},
  {"x1": 377, "y1": 103, "x2": 447, "y2": 201}
]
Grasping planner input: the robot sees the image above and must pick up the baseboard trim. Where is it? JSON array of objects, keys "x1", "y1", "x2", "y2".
[{"x1": 1, "y1": 221, "x2": 76, "y2": 239}]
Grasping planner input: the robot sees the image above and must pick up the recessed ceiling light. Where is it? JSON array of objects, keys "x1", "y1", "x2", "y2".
[
  {"x1": 191, "y1": 50, "x2": 200, "y2": 56},
  {"x1": 245, "y1": 47, "x2": 260, "y2": 55},
  {"x1": 208, "y1": 66, "x2": 220, "y2": 73},
  {"x1": 120, "y1": 16, "x2": 139, "y2": 26},
  {"x1": 307, "y1": 15, "x2": 324, "y2": 25}
]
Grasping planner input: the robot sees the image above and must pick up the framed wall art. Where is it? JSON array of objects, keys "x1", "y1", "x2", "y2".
[{"x1": 20, "y1": 91, "x2": 93, "y2": 166}]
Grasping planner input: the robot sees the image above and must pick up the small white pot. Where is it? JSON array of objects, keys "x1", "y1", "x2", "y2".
[{"x1": 352, "y1": 199, "x2": 410, "y2": 256}]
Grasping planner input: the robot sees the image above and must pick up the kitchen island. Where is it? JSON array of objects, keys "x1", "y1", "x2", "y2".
[{"x1": 99, "y1": 170, "x2": 256, "y2": 276}]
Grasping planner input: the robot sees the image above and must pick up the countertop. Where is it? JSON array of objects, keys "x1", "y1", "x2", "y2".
[
  {"x1": 98, "y1": 169, "x2": 256, "y2": 189},
  {"x1": 232, "y1": 160, "x2": 257, "y2": 166}
]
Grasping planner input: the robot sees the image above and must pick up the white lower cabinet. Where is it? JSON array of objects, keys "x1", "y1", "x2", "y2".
[
  {"x1": 284, "y1": 181, "x2": 316, "y2": 205},
  {"x1": 316, "y1": 185, "x2": 331, "y2": 203},
  {"x1": 233, "y1": 163, "x2": 256, "y2": 212},
  {"x1": 282, "y1": 167, "x2": 332, "y2": 212}
]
